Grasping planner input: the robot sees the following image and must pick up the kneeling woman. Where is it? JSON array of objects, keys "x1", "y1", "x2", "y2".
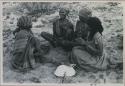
[{"x1": 70, "y1": 17, "x2": 116, "y2": 71}]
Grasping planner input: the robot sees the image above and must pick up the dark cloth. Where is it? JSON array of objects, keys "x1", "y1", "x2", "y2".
[
  {"x1": 75, "y1": 20, "x2": 89, "y2": 40},
  {"x1": 12, "y1": 30, "x2": 43, "y2": 72}
]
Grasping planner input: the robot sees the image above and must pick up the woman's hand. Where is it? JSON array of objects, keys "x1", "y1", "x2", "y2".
[{"x1": 75, "y1": 37, "x2": 86, "y2": 45}]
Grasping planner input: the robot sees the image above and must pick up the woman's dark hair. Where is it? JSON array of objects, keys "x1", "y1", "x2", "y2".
[
  {"x1": 13, "y1": 16, "x2": 32, "y2": 35},
  {"x1": 87, "y1": 17, "x2": 103, "y2": 35}
]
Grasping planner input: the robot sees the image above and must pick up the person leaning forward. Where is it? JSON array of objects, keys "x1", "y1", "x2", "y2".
[{"x1": 70, "y1": 8, "x2": 122, "y2": 71}]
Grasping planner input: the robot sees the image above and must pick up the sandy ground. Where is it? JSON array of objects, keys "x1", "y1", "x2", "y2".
[{"x1": 2, "y1": 2, "x2": 123, "y2": 83}]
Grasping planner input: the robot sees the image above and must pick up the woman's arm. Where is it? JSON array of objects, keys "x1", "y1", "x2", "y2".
[
  {"x1": 53, "y1": 22, "x2": 57, "y2": 38},
  {"x1": 75, "y1": 21, "x2": 82, "y2": 38},
  {"x1": 86, "y1": 44, "x2": 101, "y2": 55},
  {"x1": 86, "y1": 37, "x2": 103, "y2": 56},
  {"x1": 75, "y1": 36, "x2": 103, "y2": 55}
]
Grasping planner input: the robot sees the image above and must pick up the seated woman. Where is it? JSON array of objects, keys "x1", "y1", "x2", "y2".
[
  {"x1": 12, "y1": 16, "x2": 44, "y2": 72},
  {"x1": 70, "y1": 8, "x2": 122, "y2": 72},
  {"x1": 41, "y1": 8, "x2": 75, "y2": 51}
]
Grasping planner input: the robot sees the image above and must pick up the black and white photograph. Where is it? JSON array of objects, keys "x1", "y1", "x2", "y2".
[{"x1": 2, "y1": 1, "x2": 124, "y2": 84}]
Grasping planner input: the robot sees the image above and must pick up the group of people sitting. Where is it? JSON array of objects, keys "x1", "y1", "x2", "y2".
[{"x1": 11, "y1": 7, "x2": 121, "y2": 72}]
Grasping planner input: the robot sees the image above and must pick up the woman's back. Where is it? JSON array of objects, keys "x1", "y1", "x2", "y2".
[{"x1": 14, "y1": 30, "x2": 33, "y2": 53}]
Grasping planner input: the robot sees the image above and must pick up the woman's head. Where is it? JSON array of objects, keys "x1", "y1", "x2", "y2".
[
  {"x1": 17, "y1": 16, "x2": 32, "y2": 30},
  {"x1": 79, "y1": 7, "x2": 92, "y2": 22},
  {"x1": 59, "y1": 8, "x2": 69, "y2": 19}
]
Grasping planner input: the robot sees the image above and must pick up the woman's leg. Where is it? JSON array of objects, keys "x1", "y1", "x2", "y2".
[
  {"x1": 31, "y1": 37, "x2": 46, "y2": 63},
  {"x1": 70, "y1": 46, "x2": 99, "y2": 71},
  {"x1": 41, "y1": 32, "x2": 56, "y2": 47}
]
